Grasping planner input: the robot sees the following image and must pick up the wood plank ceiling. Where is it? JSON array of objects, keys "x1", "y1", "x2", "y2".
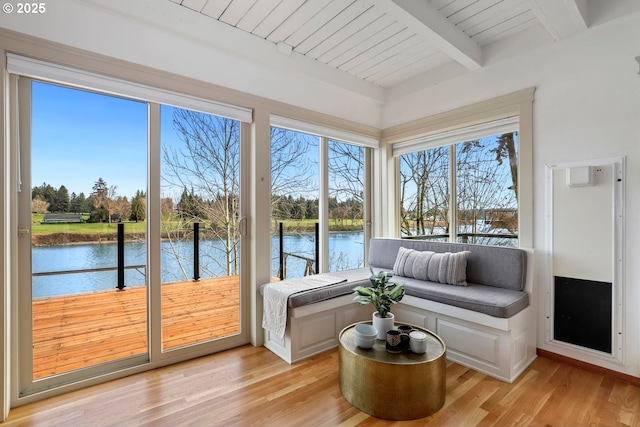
[{"x1": 169, "y1": 0, "x2": 587, "y2": 88}]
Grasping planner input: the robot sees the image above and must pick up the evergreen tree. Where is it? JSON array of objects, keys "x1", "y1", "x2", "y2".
[
  {"x1": 492, "y1": 132, "x2": 518, "y2": 201},
  {"x1": 89, "y1": 177, "x2": 109, "y2": 222},
  {"x1": 32, "y1": 182, "x2": 56, "y2": 208},
  {"x1": 130, "y1": 190, "x2": 146, "y2": 222},
  {"x1": 70, "y1": 192, "x2": 88, "y2": 213},
  {"x1": 177, "y1": 187, "x2": 205, "y2": 219},
  {"x1": 52, "y1": 185, "x2": 70, "y2": 213}
]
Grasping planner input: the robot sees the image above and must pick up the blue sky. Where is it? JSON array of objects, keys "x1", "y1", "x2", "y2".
[
  {"x1": 31, "y1": 80, "x2": 351, "y2": 203},
  {"x1": 31, "y1": 81, "x2": 149, "y2": 199},
  {"x1": 31, "y1": 81, "x2": 192, "y2": 200}
]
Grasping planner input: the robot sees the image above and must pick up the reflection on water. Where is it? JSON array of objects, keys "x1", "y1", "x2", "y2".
[
  {"x1": 32, "y1": 232, "x2": 366, "y2": 298},
  {"x1": 272, "y1": 232, "x2": 366, "y2": 277},
  {"x1": 32, "y1": 241, "x2": 147, "y2": 298}
]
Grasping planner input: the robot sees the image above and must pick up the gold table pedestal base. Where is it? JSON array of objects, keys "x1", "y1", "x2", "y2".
[{"x1": 338, "y1": 321, "x2": 446, "y2": 421}]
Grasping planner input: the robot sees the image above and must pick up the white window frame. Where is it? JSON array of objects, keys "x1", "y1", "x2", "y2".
[
  {"x1": 381, "y1": 88, "x2": 534, "y2": 248},
  {"x1": 7, "y1": 53, "x2": 253, "y2": 123},
  {"x1": 395, "y1": 118, "x2": 519, "y2": 245},
  {"x1": 269, "y1": 115, "x2": 376, "y2": 274}
]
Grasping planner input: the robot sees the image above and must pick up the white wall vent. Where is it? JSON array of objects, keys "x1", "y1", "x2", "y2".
[{"x1": 566, "y1": 166, "x2": 594, "y2": 187}]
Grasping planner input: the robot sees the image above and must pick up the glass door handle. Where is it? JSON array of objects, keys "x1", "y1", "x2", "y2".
[{"x1": 239, "y1": 216, "x2": 248, "y2": 238}]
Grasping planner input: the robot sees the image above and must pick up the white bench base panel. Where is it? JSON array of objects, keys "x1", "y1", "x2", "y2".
[
  {"x1": 263, "y1": 295, "x2": 536, "y2": 383},
  {"x1": 263, "y1": 294, "x2": 371, "y2": 364}
]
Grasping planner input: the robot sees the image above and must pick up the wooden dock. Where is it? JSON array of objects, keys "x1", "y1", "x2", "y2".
[{"x1": 32, "y1": 276, "x2": 240, "y2": 380}]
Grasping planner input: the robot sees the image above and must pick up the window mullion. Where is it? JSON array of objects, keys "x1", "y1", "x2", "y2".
[
  {"x1": 449, "y1": 144, "x2": 457, "y2": 243},
  {"x1": 147, "y1": 102, "x2": 161, "y2": 360},
  {"x1": 319, "y1": 137, "x2": 329, "y2": 273}
]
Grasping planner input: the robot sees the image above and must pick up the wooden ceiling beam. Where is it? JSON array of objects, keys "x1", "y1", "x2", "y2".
[
  {"x1": 526, "y1": 0, "x2": 588, "y2": 41},
  {"x1": 384, "y1": 0, "x2": 483, "y2": 70}
]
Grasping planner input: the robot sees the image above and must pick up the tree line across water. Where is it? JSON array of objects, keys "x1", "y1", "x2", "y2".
[
  {"x1": 31, "y1": 178, "x2": 364, "y2": 232},
  {"x1": 31, "y1": 178, "x2": 146, "y2": 223}
]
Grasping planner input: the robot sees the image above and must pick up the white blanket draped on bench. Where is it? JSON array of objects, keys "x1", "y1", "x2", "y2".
[{"x1": 262, "y1": 274, "x2": 347, "y2": 340}]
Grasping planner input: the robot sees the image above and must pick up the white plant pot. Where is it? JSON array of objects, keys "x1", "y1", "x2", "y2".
[{"x1": 372, "y1": 311, "x2": 394, "y2": 340}]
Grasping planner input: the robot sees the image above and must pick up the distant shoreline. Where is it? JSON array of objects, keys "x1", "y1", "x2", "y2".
[
  {"x1": 31, "y1": 226, "x2": 363, "y2": 247},
  {"x1": 31, "y1": 232, "x2": 149, "y2": 247}
]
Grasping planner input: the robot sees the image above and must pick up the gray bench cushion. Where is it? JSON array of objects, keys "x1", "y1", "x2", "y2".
[
  {"x1": 400, "y1": 277, "x2": 529, "y2": 318},
  {"x1": 268, "y1": 267, "x2": 528, "y2": 317},
  {"x1": 260, "y1": 268, "x2": 371, "y2": 309}
]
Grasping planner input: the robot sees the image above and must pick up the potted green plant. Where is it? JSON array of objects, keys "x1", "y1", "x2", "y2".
[{"x1": 353, "y1": 269, "x2": 405, "y2": 340}]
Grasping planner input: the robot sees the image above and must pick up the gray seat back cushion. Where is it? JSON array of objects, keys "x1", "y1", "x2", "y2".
[{"x1": 368, "y1": 238, "x2": 526, "y2": 291}]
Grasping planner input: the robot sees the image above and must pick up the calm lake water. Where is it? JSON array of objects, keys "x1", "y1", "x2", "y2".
[{"x1": 32, "y1": 232, "x2": 365, "y2": 298}]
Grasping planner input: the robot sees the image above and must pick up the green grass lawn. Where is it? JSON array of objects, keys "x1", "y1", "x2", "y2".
[
  {"x1": 32, "y1": 221, "x2": 148, "y2": 235},
  {"x1": 274, "y1": 218, "x2": 364, "y2": 231},
  {"x1": 31, "y1": 215, "x2": 363, "y2": 236},
  {"x1": 31, "y1": 214, "x2": 146, "y2": 235}
]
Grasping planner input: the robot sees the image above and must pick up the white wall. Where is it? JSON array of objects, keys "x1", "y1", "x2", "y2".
[{"x1": 385, "y1": 12, "x2": 640, "y2": 377}]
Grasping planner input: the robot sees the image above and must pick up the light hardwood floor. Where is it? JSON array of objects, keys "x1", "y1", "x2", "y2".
[{"x1": 3, "y1": 345, "x2": 640, "y2": 426}]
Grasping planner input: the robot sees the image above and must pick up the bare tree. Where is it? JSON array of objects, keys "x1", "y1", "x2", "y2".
[
  {"x1": 456, "y1": 138, "x2": 517, "y2": 245},
  {"x1": 113, "y1": 196, "x2": 131, "y2": 223},
  {"x1": 31, "y1": 196, "x2": 49, "y2": 214},
  {"x1": 328, "y1": 140, "x2": 364, "y2": 225},
  {"x1": 162, "y1": 112, "x2": 318, "y2": 279},
  {"x1": 162, "y1": 110, "x2": 240, "y2": 277},
  {"x1": 103, "y1": 186, "x2": 119, "y2": 224},
  {"x1": 328, "y1": 141, "x2": 364, "y2": 200},
  {"x1": 399, "y1": 147, "x2": 449, "y2": 237},
  {"x1": 270, "y1": 127, "x2": 316, "y2": 227},
  {"x1": 399, "y1": 133, "x2": 518, "y2": 246}
]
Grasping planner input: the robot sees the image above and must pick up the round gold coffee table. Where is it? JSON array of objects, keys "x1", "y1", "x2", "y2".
[{"x1": 338, "y1": 321, "x2": 446, "y2": 420}]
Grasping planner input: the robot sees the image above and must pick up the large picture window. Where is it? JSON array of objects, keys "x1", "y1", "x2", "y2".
[{"x1": 398, "y1": 123, "x2": 519, "y2": 247}]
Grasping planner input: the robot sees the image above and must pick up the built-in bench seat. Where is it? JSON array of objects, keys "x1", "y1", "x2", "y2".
[
  {"x1": 262, "y1": 238, "x2": 536, "y2": 382},
  {"x1": 283, "y1": 269, "x2": 528, "y2": 318}
]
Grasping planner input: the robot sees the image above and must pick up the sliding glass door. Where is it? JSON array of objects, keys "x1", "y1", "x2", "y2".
[
  {"x1": 16, "y1": 76, "x2": 246, "y2": 396},
  {"x1": 21, "y1": 80, "x2": 149, "y2": 388},
  {"x1": 159, "y1": 105, "x2": 242, "y2": 350}
]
